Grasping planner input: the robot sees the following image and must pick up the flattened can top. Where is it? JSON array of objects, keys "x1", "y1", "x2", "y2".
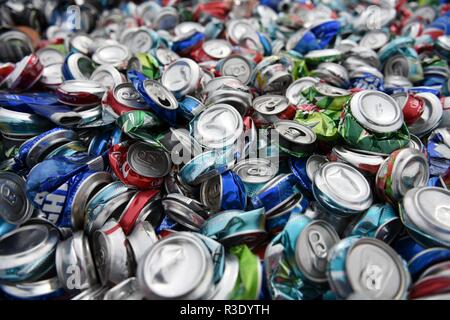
[
  {"x1": 313, "y1": 162, "x2": 373, "y2": 214},
  {"x1": 202, "y1": 39, "x2": 233, "y2": 59},
  {"x1": 194, "y1": 103, "x2": 243, "y2": 149},
  {"x1": 345, "y1": 238, "x2": 409, "y2": 299},
  {"x1": 113, "y1": 82, "x2": 147, "y2": 110},
  {"x1": 142, "y1": 79, "x2": 178, "y2": 110},
  {"x1": 127, "y1": 142, "x2": 172, "y2": 178},
  {"x1": 92, "y1": 44, "x2": 131, "y2": 68},
  {"x1": 350, "y1": 90, "x2": 404, "y2": 133},
  {"x1": 137, "y1": 232, "x2": 214, "y2": 300},
  {"x1": 274, "y1": 120, "x2": 317, "y2": 146},
  {"x1": 161, "y1": 58, "x2": 200, "y2": 97},
  {"x1": 253, "y1": 95, "x2": 289, "y2": 115},
  {"x1": 401, "y1": 187, "x2": 450, "y2": 246},
  {"x1": 0, "y1": 172, "x2": 34, "y2": 225},
  {"x1": 359, "y1": 30, "x2": 390, "y2": 51}
]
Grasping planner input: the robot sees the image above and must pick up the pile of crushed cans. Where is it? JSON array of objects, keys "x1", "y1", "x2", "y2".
[{"x1": 0, "y1": 0, "x2": 449, "y2": 301}]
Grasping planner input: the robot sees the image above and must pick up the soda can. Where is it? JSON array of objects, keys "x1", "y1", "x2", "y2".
[
  {"x1": 329, "y1": 145, "x2": 386, "y2": 176},
  {"x1": 311, "y1": 62, "x2": 349, "y2": 88},
  {"x1": 349, "y1": 66, "x2": 384, "y2": 91},
  {"x1": 251, "y1": 173, "x2": 301, "y2": 215},
  {"x1": 327, "y1": 236, "x2": 410, "y2": 299},
  {"x1": 201, "y1": 207, "x2": 267, "y2": 248},
  {"x1": 274, "y1": 120, "x2": 317, "y2": 157},
  {"x1": 285, "y1": 77, "x2": 319, "y2": 106},
  {"x1": 408, "y1": 92, "x2": 443, "y2": 137},
  {"x1": 126, "y1": 221, "x2": 159, "y2": 265},
  {"x1": 17, "y1": 128, "x2": 78, "y2": 168},
  {"x1": 192, "y1": 103, "x2": 243, "y2": 149},
  {"x1": 92, "y1": 220, "x2": 132, "y2": 285},
  {"x1": 313, "y1": 162, "x2": 373, "y2": 217},
  {"x1": 286, "y1": 29, "x2": 321, "y2": 55},
  {"x1": 56, "y1": 80, "x2": 106, "y2": 107},
  {"x1": 0, "y1": 276, "x2": 65, "y2": 300},
  {"x1": 84, "y1": 181, "x2": 136, "y2": 235},
  {"x1": 55, "y1": 231, "x2": 98, "y2": 292},
  {"x1": 122, "y1": 27, "x2": 159, "y2": 55},
  {"x1": 0, "y1": 30, "x2": 34, "y2": 63},
  {"x1": 266, "y1": 192, "x2": 309, "y2": 235},
  {"x1": 63, "y1": 171, "x2": 113, "y2": 230},
  {"x1": 171, "y1": 31, "x2": 205, "y2": 56},
  {"x1": 302, "y1": 82, "x2": 351, "y2": 113},
  {"x1": 103, "y1": 277, "x2": 143, "y2": 300},
  {"x1": 375, "y1": 148, "x2": 429, "y2": 203},
  {"x1": 118, "y1": 189, "x2": 161, "y2": 235},
  {"x1": 253, "y1": 95, "x2": 296, "y2": 124},
  {"x1": 391, "y1": 92, "x2": 425, "y2": 125},
  {"x1": 108, "y1": 142, "x2": 170, "y2": 189},
  {"x1": 104, "y1": 83, "x2": 149, "y2": 117},
  {"x1": 400, "y1": 186, "x2": 450, "y2": 248},
  {"x1": 200, "y1": 170, "x2": 247, "y2": 211},
  {"x1": 62, "y1": 52, "x2": 95, "y2": 80},
  {"x1": 0, "y1": 224, "x2": 59, "y2": 284},
  {"x1": 177, "y1": 95, "x2": 206, "y2": 121},
  {"x1": 359, "y1": 30, "x2": 390, "y2": 51},
  {"x1": 232, "y1": 158, "x2": 278, "y2": 197},
  {"x1": 217, "y1": 55, "x2": 253, "y2": 85},
  {"x1": 192, "y1": 39, "x2": 233, "y2": 62},
  {"x1": 136, "y1": 231, "x2": 214, "y2": 299},
  {"x1": 408, "y1": 247, "x2": 450, "y2": 281},
  {"x1": 6, "y1": 54, "x2": 43, "y2": 90},
  {"x1": 161, "y1": 58, "x2": 201, "y2": 98},
  {"x1": 339, "y1": 90, "x2": 410, "y2": 154},
  {"x1": 0, "y1": 172, "x2": 35, "y2": 225},
  {"x1": 92, "y1": 44, "x2": 131, "y2": 71},
  {"x1": 178, "y1": 148, "x2": 236, "y2": 186},
  {"x1": 393, "y1": 235, "x2": 426, "y2": 263},
  {"x1": 90, "y1": 65, "x2": 126, "y2": 89},
  {"x1": 162, "y1": 193, "x2": 209, "y2": 232},
  {"x1": 289, "y1": 154, "x2": 328, "y2": 193},
  {"x1": 0, "y1": 63, "x2": 15, "y2": 87},
  {"x1": 134, "y1": 78, "x2": 179, "y2": 126},
  {"x1": 343, "y1": 203, "x2": 402, "y2": 244}
]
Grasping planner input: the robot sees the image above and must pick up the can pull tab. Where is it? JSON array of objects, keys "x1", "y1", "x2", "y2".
[
  {"x1": 308, "y1": 230, "x2": 328, "y2": 272},
  {"x1": 247, "y1": 167, "x2": 269, "y2": 177},
  {"x1": 283, "y1": 127, "x2": 306, "y2": 140},
  {"x1": 362, "y1": 264, "x2": 383, "y2": 291}
]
